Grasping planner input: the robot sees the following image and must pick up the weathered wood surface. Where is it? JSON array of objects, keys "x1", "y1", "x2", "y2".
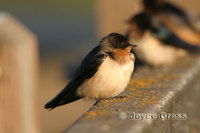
[{"x1": 0, "y1": 12, "x2": 40, "y2": 133}]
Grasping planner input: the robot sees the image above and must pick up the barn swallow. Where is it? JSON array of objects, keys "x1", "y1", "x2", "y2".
[
  {"x1": 126, "y1": 12, "x2": 200, "y2": 66},
  {"x1": 143, "y1": 0, "x2": 200, "y2": 45},
  {"x1": 45, "y1": 33, "x2": 137, "y2": 109}
]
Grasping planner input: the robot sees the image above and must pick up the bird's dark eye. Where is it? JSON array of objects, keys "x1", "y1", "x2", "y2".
[
  {"x1": 123, "y1": 43, "x2": 127, "y2": 46},
  {"x1": 123, "y1": 43, "x2": 129, "y2": 47}
]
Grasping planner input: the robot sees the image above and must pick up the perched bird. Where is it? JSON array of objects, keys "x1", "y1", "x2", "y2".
[
  {"x1": 143, "y1": 0, "x2": 200, "y2": 45},
  {"x1": 45, "y1": 33, "x2": 137, "y2": 110},
  {"x1": 127, "y1": 12, "x2": 199, "y2": 67}
]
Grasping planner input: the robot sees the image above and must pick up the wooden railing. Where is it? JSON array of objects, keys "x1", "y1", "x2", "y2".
[{"x1": 64, "y1": 54, "x2": 200, "y2": 133}]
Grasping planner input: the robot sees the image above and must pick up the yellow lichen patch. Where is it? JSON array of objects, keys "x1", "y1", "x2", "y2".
[
  {"x1": 127, "y1": 72, "x2": 178, "y2": 91},
  {"x1": 128, "y1": 78, "x2": 158, "y2": 90},
  {"x1": 127, "y1": 89, "x2": 161, "y2": 110},
  {"x1": 99, "y1": 100, "x2": 110, "y2": 104},
  {"x1": 99, "y1": 97, "x2": 129, "y2": 105},
  {"x1": 159, "y1": 83, "x2": 170, "y2": 89},
  {"x1": 84, "y1": 110, "x2": 108, "y2": 120},
  {"x1": 140, "y1": 95, "x2": 159, "y2": 105},
  {"x1": 127, "y1": 90, "x2": 147, "y2": 99},
  {"x1": 115, "y1": 108, "x2": 123, "y2": 112}
]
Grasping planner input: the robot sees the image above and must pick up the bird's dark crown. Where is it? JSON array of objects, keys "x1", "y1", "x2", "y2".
[
  {"x1": 100, "y1": 33, "x2": 132, "y2": 50},
  {"x1": 128, "y1": 12, "x2": 153, "y2": 33}
]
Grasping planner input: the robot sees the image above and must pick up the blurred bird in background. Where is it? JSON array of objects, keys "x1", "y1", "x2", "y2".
[
  {"x1": 126, "y1": 12, "x2": 200, "y2": 67},
  {"x1": 143, "y1": 0, "x2": 200, "y2": 46},
  {"x1": 45, "y1": 33, "x2": 137, "y2": 110}
]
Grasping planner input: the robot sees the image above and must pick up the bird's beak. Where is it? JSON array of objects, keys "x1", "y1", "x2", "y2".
[
  {"x1": 127, "y1": 41, "x2": 137, "y2": 47},
  {"x1": 131, "y1": 44, "x2": 137, "y2": 47}
]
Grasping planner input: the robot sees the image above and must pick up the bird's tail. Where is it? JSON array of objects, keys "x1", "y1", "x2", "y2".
[{"x1": 44, "y1": 81, "x2": 81, "y2": 110}]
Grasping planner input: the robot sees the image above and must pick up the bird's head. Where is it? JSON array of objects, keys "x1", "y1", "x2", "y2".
[
  {"x1": 100, "y1": 33, "x2": 137, "y2": 52},
  {"x1": 126, "y1": 12, "x2": 153, "y2": 39}
]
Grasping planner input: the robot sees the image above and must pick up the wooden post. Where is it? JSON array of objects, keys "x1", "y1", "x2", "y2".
[{"x1": 0, "y1": 12, "x2": 40, "y2": 133}]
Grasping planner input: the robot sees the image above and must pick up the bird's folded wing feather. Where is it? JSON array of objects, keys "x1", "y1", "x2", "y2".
[
  {"x1": 44, "y1": 45, "x2": 107, "y2": 109},
  {"x1": 163, "y1": 3, "x2": 193, "y2": 28},
  {"x1": 152, "y1": 22, "x2": 200, "y2": 51}
]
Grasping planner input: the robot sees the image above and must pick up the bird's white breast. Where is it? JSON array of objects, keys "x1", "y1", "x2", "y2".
[
  {"x1": 133, "y1": 32, "x2": 187, "y2": 66},
  {"x1": 77, "y1": 56, "x2": 134, "y2": 99}
]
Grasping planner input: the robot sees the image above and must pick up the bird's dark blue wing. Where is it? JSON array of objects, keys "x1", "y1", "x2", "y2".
[
  {"x1": 161, "y1": 32, "x2": 200, "y2": 51},
  {"x1": 162, "y1": 3, "x2": 196, "y2": 31},
  {"x1": 72, "y1": 45, "x2": 107, "y2": 83},
  {"x1": 162, "y1": 3, "x2": 188, "y2": 19},
  {"x1": 152, "y1": 21, "x2": 200, "y2": 51},
  {"x1": 45, "y1": 45, "x2": 107, "y2": 109}
]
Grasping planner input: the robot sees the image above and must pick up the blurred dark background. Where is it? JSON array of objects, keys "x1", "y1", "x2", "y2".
[{"x1": 1, "y1": 0, "x2": 96, "y2": 54}]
